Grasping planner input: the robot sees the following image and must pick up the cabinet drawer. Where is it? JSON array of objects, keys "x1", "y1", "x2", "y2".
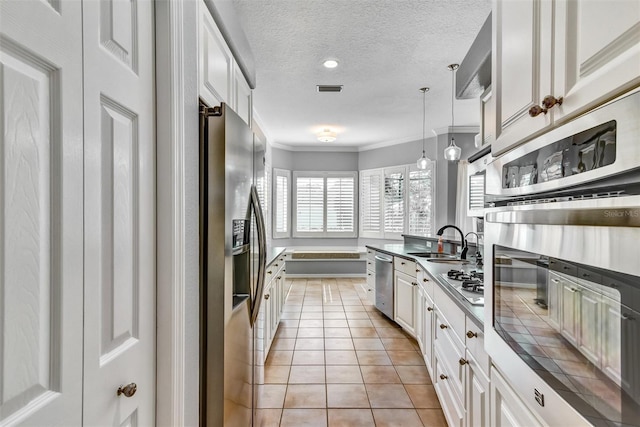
[
  {"x1": 435, "y1": 347, "x2": 465, "y2": 427},
  {"x1": 434, "y1": 310, "x2": 465, "y2": 402},
  {"x1": 418, "y1": 269, "x2": 434, "y2": 299},
  {"x1": 465, "y1": 318, "x2": 490, "y2": 376},
  {"x1": 366, "y1": 249, "x2": 376, "y2": 262},
  {"x1": 434, "y1": 285, "x2": 466, "y2": 343},
  {"x1": 394, "y1": 256, "x2": 417, "y2": 277}
]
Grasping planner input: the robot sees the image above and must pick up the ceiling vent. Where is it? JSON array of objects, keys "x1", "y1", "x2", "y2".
[{"x1": 317, "y1": 85, "x2": 343, "y2": 93}]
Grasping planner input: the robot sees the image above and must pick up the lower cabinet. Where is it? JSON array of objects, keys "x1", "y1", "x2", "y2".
[
  {"x1": 466, "y1": 351, "x2": 490, "y2": 427},
  {"x1": 263, "y1": 260, "x2": 286, "y2": 361},
  {"x1": 435, "y1": 347, "x2": 466, "y2": 427},
  {"x1": 490, "y1": 368, "x2": 543, "y2": 427},
  {"x1": 394, "y1": 269, "x2": 418, "y2": 336}
]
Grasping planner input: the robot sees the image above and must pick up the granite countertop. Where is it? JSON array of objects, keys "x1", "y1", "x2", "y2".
[{"x1": 365, "y1": 243, "x2": 485, "y2": 329}]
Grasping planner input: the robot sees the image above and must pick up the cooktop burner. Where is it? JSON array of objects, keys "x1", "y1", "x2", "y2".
[{"x1": 440, "y1": 270, "x2": 484, "y2": 305}]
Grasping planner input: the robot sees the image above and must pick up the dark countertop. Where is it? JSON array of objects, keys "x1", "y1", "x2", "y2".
[
  {"x1": 365, "y1": 243, "x2": 485, "y2": 329},
  {"x1": 266, "y1": 246, "x2": 287, "y2": 267}
]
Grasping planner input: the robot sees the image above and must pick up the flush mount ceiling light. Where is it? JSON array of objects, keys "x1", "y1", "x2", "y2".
[
  {"x1": 317, "y1": 129, "x2": 337, "y2": 142},
  {"x1": 323, "y1": 59, "x2": 339, "y2": 69},
  {"x1": 416, "y1": 87, "x2": 431, "y2": 170},
  {"x1": 444, "y1": 63, "x2": 462, "y2": 161}
]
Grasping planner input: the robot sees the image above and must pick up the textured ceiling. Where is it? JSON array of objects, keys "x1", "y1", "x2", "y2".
[{"x1": 232, "y1": 0, "x2": 492, "y2": 149}]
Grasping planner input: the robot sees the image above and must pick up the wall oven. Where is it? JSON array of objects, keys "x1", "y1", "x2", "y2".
[{"x1": 484, "y1": 89, "x2": 640, "y2": 426}]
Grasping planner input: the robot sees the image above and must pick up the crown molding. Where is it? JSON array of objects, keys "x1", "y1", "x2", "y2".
[
  {"x1": 432, "y1": 125, "x2": 480, "y2": 135},
  {"x1": 252, "y1": 109, "x2": 273, "y2": 143},
  {"x1": 270, "y1": 142, "x2": 360, "y2": 152}
]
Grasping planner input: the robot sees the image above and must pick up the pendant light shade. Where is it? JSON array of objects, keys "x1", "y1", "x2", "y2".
[
  {"x1": 416, "y1": 87, "x2": 430, "y2": 169},
  {"x1": 444, "y1": 64, "x2": 461, "y2": 162}
]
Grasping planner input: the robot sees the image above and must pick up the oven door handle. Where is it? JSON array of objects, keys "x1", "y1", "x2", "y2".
[{"x1": 486, "y1": 206, "x2": 640, "y2": 227}]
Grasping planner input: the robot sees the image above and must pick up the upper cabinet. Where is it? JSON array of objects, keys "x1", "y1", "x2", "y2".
[
  {"x1": 199, "y1": 1, "x2": 252, "y2": 124},
  {"x1": 492, "y1": 0, "x2": 640, "y2": 156}
]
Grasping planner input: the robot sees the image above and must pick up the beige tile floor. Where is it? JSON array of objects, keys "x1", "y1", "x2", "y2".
[{"x1": 256, "y1": 278, "x2": 447, "y2": 427}]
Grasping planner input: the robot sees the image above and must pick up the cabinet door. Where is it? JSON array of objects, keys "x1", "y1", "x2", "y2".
[
  {"x1": 394, "y1": 270, "x2": 416, "y2": 335},
  {"x1": 434, "y1": 348, "x2": 465, "y2": 427},
  {"x1": 601, "y1": 296, "x2": 622, "y2": 386},
  {"x1": 366, "y1": 269, "x2": 376, "y2": 305},
  {"x1": 491, "y1": 368, "x2": 543, "y2": 427},
  {"x1": 547, "y1": 272, "x2": 562, "y2": 330},
  {"x1": 577, "y1": 285, "x2": 601, "y2": 365},
  {"x1": 467, "y1": 352, "x2": 490, "y2": 427},
  {"x1": 492, "y1": 0, "x2": 553, "y2": 155},
  {"x1": 423, "y1": 292, "x2": 435, "y2": 378},
  {"x1": 199, "y1": 3, "x2": 232, "y2": 107},
  {"x1": 560, "y1": 278, "x2": 579, "y2": 346},
  {"x1": 233, "y1": 62, "x2": 252, "y2": 125},
  {"x1": 415, "y1": 289, "x2": 425, "y2": 352},
  {"x1": 264, "y1": 284, "x2": 273, "y2": 356},
  {"x1": 553, "y1": 0, "x2": 640, "y2": 122}
]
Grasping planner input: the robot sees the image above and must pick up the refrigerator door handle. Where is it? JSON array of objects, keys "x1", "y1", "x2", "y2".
[{"x1": 249, "y1": 184, "x2": 267, "y2": 326}]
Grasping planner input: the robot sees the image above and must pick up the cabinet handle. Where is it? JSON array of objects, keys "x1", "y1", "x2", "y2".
[
  {"x1": 551, "y1": 279, "x2": 560, "y2": 284},
  {"x1": 568, "y1": 287, "x2": 579, "y2": 293},
  {"x1": 439, "y1": 374, "x2": 448, "y2": 380},
  {"x1": 117, "y1": 383, "x2": 137, "y2": 397},
  {"x1": 265, "y1": 294, "x2": 270, "y2": 299},
  {"x1": 423, "y1": 278, "x2": 428, "y2": 282},
  {"x1": 439, "y1": 324, "x2": 448, "y2": 329},
  {"x1": 416, "y1": 269, "x2": 420, "y2": 272},
  {"x1": 459, "y1": 358, "x2": 468, "y2": 366},
  {"x1": 277, "y1": 276, "x2": 281, "y2": 279},
  {"x1": 528, "y1": 104, "x2": 548, "y2": 117},
  {"x1": 274, "y1": 263, "x2": 278, "y2": 267},
  {"x1": 401, "y1": 262, "x2": 406, "y2": 265},
  {"x1": 280, "y1": 258, "x2": 284, "y2": 261},
  {"x1": 466, "y1": 331, "x2": 478, "y2": 339},
  {"x1": 542, "y1": 95, "x2": 563, "y2": 110},
  {"x1": 368, "y1": 262, "x2": 372, "y2": 265},
  {"x1": 267, "y1": 271, "x2": 272, "y2": 274},
  {"x1": 427, "y1": 307, "x2": 433, "y2": 312},
  {"x1": 368, "y1": 273, "x2": 372, "y2": 276},
  {"x1": 622, "y1": 313, "x2": 635, "y2": 321},
  {"x1": 412, "y1": 282, "x2": 418, "y2": 286}
]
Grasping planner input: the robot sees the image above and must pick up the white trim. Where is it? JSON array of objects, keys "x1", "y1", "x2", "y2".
[
  {"x1": 270, "y1": 141, "x2": 361, "y2": 152},
  {"x1": 432, "y1": 125, "x2": 480, "y2": 135},
  {"x1": 285, "y1": 274, "x2": 367, "y2": 278},
  {"x1": 155, "y1": 1, "x2": 199, "y2": 425}
]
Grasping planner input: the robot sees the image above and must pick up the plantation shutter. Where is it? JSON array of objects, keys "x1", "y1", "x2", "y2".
[
  {"x1": 384, "y1": 168, "x2": 405, "y2": 234},
  {"x1": 408, "y1": 164, "x2": 435, "y2": 236},
  {"x1": 468, "y1": 174, "x2": 484, "y2": 212},
  {"x1": 326, "y1": 176, "x2": 355, "y2": 232},
  {"x1": 360, "y1": 170, "x2": 382, "y2": 237},
  {"x1": 296, "y1": 176, "x2": 324, "y2": 232},
  {"x1": 273, "y1": 168, "x2": 290, "y2": 238}
]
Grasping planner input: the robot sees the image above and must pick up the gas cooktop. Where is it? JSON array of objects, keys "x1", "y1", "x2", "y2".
[{"x1": 439, "y1": 269, "x2": 484, "y2": 306}]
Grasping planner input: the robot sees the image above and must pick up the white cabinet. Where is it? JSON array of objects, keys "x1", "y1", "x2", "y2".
[
  {"x1": 467, "y1": 351, "x2": 490, "y2": 427},
  {"x1": 394, "y1": 269, "x2": 417, "y2": 336},
  {"x1": 417, "y1": 271, "x2": 435, "y2": 377},
  {"x1": 492, "y1": 0, "x2": 640, "y2": 155},
  {"x1": 553, "y1": 0, "x2": 640, "y2": 122},
  {"x1": 198, "y1": 1, "x2": 252, "y2": 124},
  {"x1": 601, "y1": 295, "x2": 622, "y2": 386},
  {"x1": 490, "y1": 368, "x2": 543, "y2": 427},
  {"x1": 262, "y1": 259, "x2": 286, "y2": 360},
  {"x1": 577, "y1": 284, "x2": 601, "y2": 365},
  {"x1": 559, "y1": 274, "x2": 580, "y2": 346},
  {"x1": 435, "y1": 347, "x2": 466, "y2": 427},
  {"x1": 547, "y1": 272, "x2": 562, "y2": 329}
]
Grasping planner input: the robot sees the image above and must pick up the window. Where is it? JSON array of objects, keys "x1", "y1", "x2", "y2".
[
  {"x1": 359, "y1": 162, "x2": 435, "y2": 239},
  {"x1": 293, "y1": 171, "x2": 357, "y2": 237},
  {"x1": 359, "y1": 170, "x2": 382, "y2": 238},
  {"x1": 272, "y1": 168, "x2": 290, "y2": 238}
]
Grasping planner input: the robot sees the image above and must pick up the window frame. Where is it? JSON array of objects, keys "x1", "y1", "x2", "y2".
[
  {"x1": 272, "y1": 168, "x2": 291, "y2": 239},
  {"x1": 359, "y1": 162, "x2": 436, "y2": 240},
  {"x1": 292, "y1": 171, "x2": 358, "y2": 238}
]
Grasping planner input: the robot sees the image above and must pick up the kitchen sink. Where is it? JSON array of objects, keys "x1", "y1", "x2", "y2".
[
  {"x1": 407, "y1": 252, "x2": 456, "y2": 259},
  {"x1": 427, "y1": 259, "x2": 470, "y2": 264}
]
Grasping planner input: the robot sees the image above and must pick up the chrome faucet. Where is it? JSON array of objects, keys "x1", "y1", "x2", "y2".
[
  {"x1": 436, "y1": 225, "x2": 467, "y2": 260},
  {"x1": 465, "y1": 232, "x2": 483, "y2": 267}
]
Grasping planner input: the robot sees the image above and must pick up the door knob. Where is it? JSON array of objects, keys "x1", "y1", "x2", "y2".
[
  {"x1": 466, "y1": 331, "x2": 478, "y2": 339},
  {"x1": 265, "y1": 294, "x2": 270, "y2": 299},
  {"x1": 439, "y1": 324, "x2": 448, "y2": 329},
  {"x1": 459, "y1": 358, "x2": 469, "y2": 366},
  {"x1": 440, "y1": 374, "x2": 448, "y2": 380},
  {"x1": 117, "y1": 383, "x2": 137, "y2": 397}
]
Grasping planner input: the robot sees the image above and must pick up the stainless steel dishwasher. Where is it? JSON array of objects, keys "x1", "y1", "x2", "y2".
[{"x1": 374, "y1": 254, "x2": 394, "y2": 319}]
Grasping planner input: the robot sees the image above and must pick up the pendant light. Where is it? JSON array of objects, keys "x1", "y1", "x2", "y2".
[
  {"x1": 444, "y1": 63, "x2": 461, "y2": 161},
  {"x1": 416, "y1": 87, "x2": 430, "y2": 169}
]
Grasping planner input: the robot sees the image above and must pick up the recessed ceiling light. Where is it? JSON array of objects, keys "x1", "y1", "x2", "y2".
[
  {"x1": 317, "y1": 129, "x2": 337, "y2": 142},
  {"x1": 323, "y1": 59, "x2": 339, "y2": 69}
]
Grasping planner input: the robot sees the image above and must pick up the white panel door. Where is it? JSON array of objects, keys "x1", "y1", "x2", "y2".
[
  {"x1": 82, "y1": 0, "x2": 156, "y2": 425},
  {"x1": 0, "y1": 1, "x2": 84, "y2": 425}
]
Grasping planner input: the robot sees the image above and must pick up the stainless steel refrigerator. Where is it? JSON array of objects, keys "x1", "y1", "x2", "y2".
[{"x1": 200, "y1": 102, "x2": 267, "y2": 426}]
